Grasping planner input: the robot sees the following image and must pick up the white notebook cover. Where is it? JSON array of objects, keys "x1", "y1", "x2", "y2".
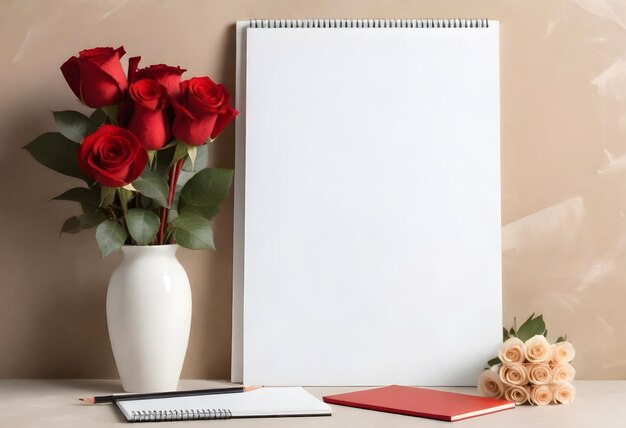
[
  {"x1": 116, "y1": 387, "x2": 331, "y2": 422},
  {"x1": 233, "y1": 20, "x2": 502, "y2": 386}
]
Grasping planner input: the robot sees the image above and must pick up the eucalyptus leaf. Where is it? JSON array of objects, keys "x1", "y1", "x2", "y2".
[
  {"x1": 171, "y1": 211, "x2": 214, "y2": 250},
  {"x1": 126, "y1": 208, "x2": 160, "y2": 245},
  {"x1": 132, "y1": 169, "x2": 169, "y2": 208},
  {"x1": 52, "y1": 110, "x2": 99, "y2": 143},
  {"x1": 100, "y1": 186, "x2": 116, "y2": 207},
  {"x1": 179, "y1": 168, "x2": 233, "y2": 220},
  {"x1": 52, "y1": 187, "x2": 100, "y2": 206},
  {"x1": 95, "y1": 220, "x2": 127, "y2": 256},
  {"x1": 23, "y1": 132, "x2": 89, "y2": 182},
  {"x1": 516, "y1": 314, "x2": 546, "y2": 342}
]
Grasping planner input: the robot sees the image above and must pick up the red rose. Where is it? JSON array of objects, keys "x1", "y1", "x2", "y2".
[
  {"x1": 135, "y1": 64, "x2": 186, "y2": 99},
  {"x1": 78, "y1": 125, "x2": 147, "y2": 187},
  {"x1": 171, "y1": 77, "x2": 238, "y2": 146},
  {"x1": 128, "y1": 79, "x2": 169, "y2": 150},
  {"x1": 60, "y1": 47, "x2": 128, "y2": 108}
]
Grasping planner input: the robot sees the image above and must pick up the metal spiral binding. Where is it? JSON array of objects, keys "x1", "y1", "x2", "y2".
[
  {"x1": 130, "y1": 408, "x2": 232, "y2": 422},
  {"x1": 249, "y1": 19, "x2": 489, "y2": 29}
]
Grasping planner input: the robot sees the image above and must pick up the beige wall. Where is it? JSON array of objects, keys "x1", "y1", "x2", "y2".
[{"x1": 0, "y1": 0, "x2": 624, "y2": 380}]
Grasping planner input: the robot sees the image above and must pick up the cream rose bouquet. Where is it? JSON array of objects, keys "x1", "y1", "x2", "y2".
[{"x1": 478, "y1": 314, "x2": 576, "y2": 405}]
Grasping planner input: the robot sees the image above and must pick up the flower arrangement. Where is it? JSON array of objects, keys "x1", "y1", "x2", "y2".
[
  {"x1": 23, "y1": 47, "x2": 238, "y2": 255},
  {"x1": 478, "y1": 314, "x2": 576, "y2": 405}
]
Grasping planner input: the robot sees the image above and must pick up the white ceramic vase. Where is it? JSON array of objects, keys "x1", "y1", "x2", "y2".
[{"x1": 106, "y1": 244, "x2": 191, "y2": 392}]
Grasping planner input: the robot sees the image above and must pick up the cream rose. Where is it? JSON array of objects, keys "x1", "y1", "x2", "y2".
[
  {"x1": 552, "y1": 362, "x2": 576, "y2": 384},
  {"x1": 504, "y1": 385, "x2": 529, "y2": 405},
  {"x1": 529, "y1": 385, "x2": 553, "y2": 406},
  {"x1": 552, "y1": 383, "x2": 576, "y2": 404},
  {"x1": 524, "y1": 335, "x2": 552, "y2": 363},
  {"x1": 526, "y1": 363, "x2": 551, "y2": 385},
  {"x1": 499, "y1": 362, "x2": 528, "y2": 386},
  {"x1": 552, "y1": 341, "x2": 576, "y2": 363},
  {"x1": 478, "y1": 370, "x2": 505, "y2": 398},
  {"x1": 498, "y1": 337, "x2": 525, "y2": 363}
]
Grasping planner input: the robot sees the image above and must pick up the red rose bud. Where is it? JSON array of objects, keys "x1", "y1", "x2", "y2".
[
  {"x1": 128, "y1": 79, "x2": 170, "y2": 150},
  {"x1": 78, "y1": 125, "x2": 147, "y2": 187},
  {"x1": 135, "y1": 64, "x2": 186, "y2": 99},
  {"x1": 172, "y1": 77, "x2": 238, "y2": 145},
  {"x1": 60, "y1": 47, "x2": 128, "y2": 108}
]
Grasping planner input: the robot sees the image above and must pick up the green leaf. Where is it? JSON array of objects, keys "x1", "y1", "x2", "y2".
[
  {"x1": 155, "y1": 144, "x2": 177, "y2": 176},
  {"x1": 167, "y1": 208, "x2": 179, "y2": 223},
  {"x1": 90, "y1": 108, "x2": 107, "y2": 124},
  {"x1": 171, "y1": 211, "x2": 214, "y2": 250},
  {"x1": 543, "y1": 329, "x2": 548, "y2": 338},
  {"x1": 516, "y1": 314, "x2": 546, "y2": 342},
  {"x1": 52, "y1": 187, "x2": 100, "y2": 206},
  {"x1": 140, "y1": 195, "x2": 154, "y2": 209},
  {"x1": 125, "y1": 208, "x2": 160, "y2": 245},
  {"x1": 171, "y1": 140, "x2": 190, "y2": 166},
  {"x1": 556, "y1": 336, "x2": 566, "y2": 343},
  {"x1": 509, "y1": 327, "x2": 516, "y2": 337},
  {"x1": 487, "y1": 357, "x2": 501, "y2": 367},
  {"x1": 23, "y1": 132, "x2": 89, "y2": 182},
  {"x1": 52, "y1": 110, "x2": 99, "y2": 143},
  {"x1": 147, "y1": 150, "x2": 157, "y2": 168},
  {"x1": 100, "y1": 186, "x2": 116, "y2": 207},
  {"x1": 101, "y1": 105, "x2": 118, "y2": 125},
  {"x1": 183, "y1": 144, "x2": 208, "y2": 172},
  {"x1": 132, "y1": 169, "x2": 169, "y2": 208},
  {"x1": 61, "y1": 216, "x2": 82, "y2": 234},
  {"x1": 186, "y1": 145, "x2": 197, "y2": 170},
  {"x1": 117, "y1": 187, "x2": 132, "y2": 216},
  {"x1": 95, "y1": 220, "x2": 127, "y2": 256},
  {"x1": 61, "y1": 210, "x2": 106, "y2": 235},
  {"x1": 179, "y1": 168, "x2": 233, "y2": 220},
  {"x1": 503, "y1": 327, "x2": 510, "y2": 342}
]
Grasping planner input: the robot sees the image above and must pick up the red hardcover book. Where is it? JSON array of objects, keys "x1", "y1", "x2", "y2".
[{"x1": 323, "y1": 385, "x2": 515, "y2": 422}]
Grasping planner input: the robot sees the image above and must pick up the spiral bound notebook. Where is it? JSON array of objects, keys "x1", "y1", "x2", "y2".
[
  {"x1": 115, "y1": 387, "x2": 332, "y2": 422},
  {"x1": 233, "y1": 19, "x2": 501, "y2": 385}
]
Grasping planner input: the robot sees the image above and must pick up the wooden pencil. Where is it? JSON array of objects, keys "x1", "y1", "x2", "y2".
[{"x1": 79, "y1": 385, "x2": 262, "y2": 404}]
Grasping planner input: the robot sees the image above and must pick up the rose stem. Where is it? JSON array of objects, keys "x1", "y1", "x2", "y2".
[{"x1": 158, "y1": 158, "x2": 185, "y2": 245}]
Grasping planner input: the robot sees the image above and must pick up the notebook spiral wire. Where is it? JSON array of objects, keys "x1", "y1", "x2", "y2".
[
  {"x1": 130, "y1": 408, "x2": 232, "y2": 422},
  {"x1": 249, "y1": 19, "x2": 489, "y2": 29}
]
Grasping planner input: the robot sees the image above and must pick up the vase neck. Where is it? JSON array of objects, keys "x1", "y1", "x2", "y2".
[{"x1": 120, "y1": 245, "x2": 179, "y2": 259}]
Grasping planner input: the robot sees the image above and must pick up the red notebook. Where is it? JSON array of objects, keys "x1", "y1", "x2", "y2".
[{"x1": 323, "y1": 385, "x2": 514, "y2": 422}]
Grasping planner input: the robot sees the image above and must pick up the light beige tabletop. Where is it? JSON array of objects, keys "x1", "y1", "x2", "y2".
[{"x1": 0, "y1": 380, "x2": 621, "y2": 428}]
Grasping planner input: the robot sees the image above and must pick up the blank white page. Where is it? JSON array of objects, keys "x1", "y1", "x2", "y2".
[
  {"x1": 237, "y1": 20, "x2": 501, "y2": 386},
  {"x1": 116, "y1": 387, "x2": 332, "y2": 421}
]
